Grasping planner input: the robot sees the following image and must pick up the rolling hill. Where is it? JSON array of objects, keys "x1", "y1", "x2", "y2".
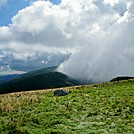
[{"x1": 0, "y1": 66, "x2": 80, "y2": 94}]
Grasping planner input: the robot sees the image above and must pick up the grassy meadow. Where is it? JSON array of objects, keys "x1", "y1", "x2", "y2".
[{"x1": 0, "y1": 80, "x2": 134, "y2": 133}]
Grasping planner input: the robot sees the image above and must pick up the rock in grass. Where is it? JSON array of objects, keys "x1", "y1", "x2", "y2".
[{"x1": 54, "y1": 90, "x2": 68, "y2": 96}]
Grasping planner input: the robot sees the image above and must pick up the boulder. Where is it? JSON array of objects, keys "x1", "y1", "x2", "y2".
[{"x1": 54, "y1": 90, "x2": 68, "y2": 96}]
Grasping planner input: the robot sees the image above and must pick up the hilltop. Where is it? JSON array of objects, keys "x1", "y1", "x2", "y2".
[
  {"x1": 0, "y1": 79, "x2": 134, "y2": 133},
  {"x1": 0, "y1": 66, "x2": 80, "y2": 94}
]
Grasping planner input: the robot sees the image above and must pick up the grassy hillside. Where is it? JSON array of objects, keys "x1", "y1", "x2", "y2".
[
  {"x1": 0, "y1": 66, "x2": 79, "y2": 94},
  {"x1": 0, "y1": 80, "x2": 134, "y2": 133}
]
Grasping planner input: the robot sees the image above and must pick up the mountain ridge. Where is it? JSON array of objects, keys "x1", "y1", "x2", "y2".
[
  {"x1": 0, "y1": 74, "x2": 20, "y2": 84},
  {"x1": 0, "y1": 66, "x2": 80, "y2": 94}
]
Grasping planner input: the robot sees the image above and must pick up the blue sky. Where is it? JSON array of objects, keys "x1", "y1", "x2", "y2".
[{"x1": 0, "y1": 0, "x2": 61, "y2": 26}]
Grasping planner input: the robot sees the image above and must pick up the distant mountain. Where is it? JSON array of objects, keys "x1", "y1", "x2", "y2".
[
  {"x1": 0, "y1": 74, "x2": 20, "y2": 84},
  {"x1": 0, "y1": 66, "x2": 80, "y2": 94}
]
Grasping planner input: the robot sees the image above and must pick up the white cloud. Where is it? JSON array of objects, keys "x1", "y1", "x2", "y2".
[
  {"x1": 58, "y1": 0, "x2": 134, "y2": 83},
  {"x1": 104, "y1": 0, "x2": 119, "y2": 6},
  {"x1": 0, "y1": 0, "x2": 134, "y2": 81}
]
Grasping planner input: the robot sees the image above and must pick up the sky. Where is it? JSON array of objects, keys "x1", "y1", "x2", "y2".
[
  {"x1": 0, "y1": 0, "x2": 61, "y2": 26},
  {"x1": 0, "y1": 0, "x2": 134, "y2": 83},
  {"x1": 0, "y1": 0, "x2": 29, "y2": 26}
]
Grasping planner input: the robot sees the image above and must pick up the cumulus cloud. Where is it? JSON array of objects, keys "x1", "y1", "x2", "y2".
[
  {"x1": 0, "y1": 0, "x2": 72, "y2": 73},
  {"x1": 58, "y1": 0, "x2": 134, "y2": 83},
  {"x1": 0, "y1": 0, "x2": 134, "y2": 82}
]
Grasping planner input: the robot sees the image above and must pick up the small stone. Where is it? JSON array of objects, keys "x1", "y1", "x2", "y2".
[{"x1": 54, "y1": 90, "x2": 68, "y2": 96}]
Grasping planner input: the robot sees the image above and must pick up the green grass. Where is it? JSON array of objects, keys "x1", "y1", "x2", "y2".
[{"x1": 0, "y1": 80, "x2": 134, "y2": 133}]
